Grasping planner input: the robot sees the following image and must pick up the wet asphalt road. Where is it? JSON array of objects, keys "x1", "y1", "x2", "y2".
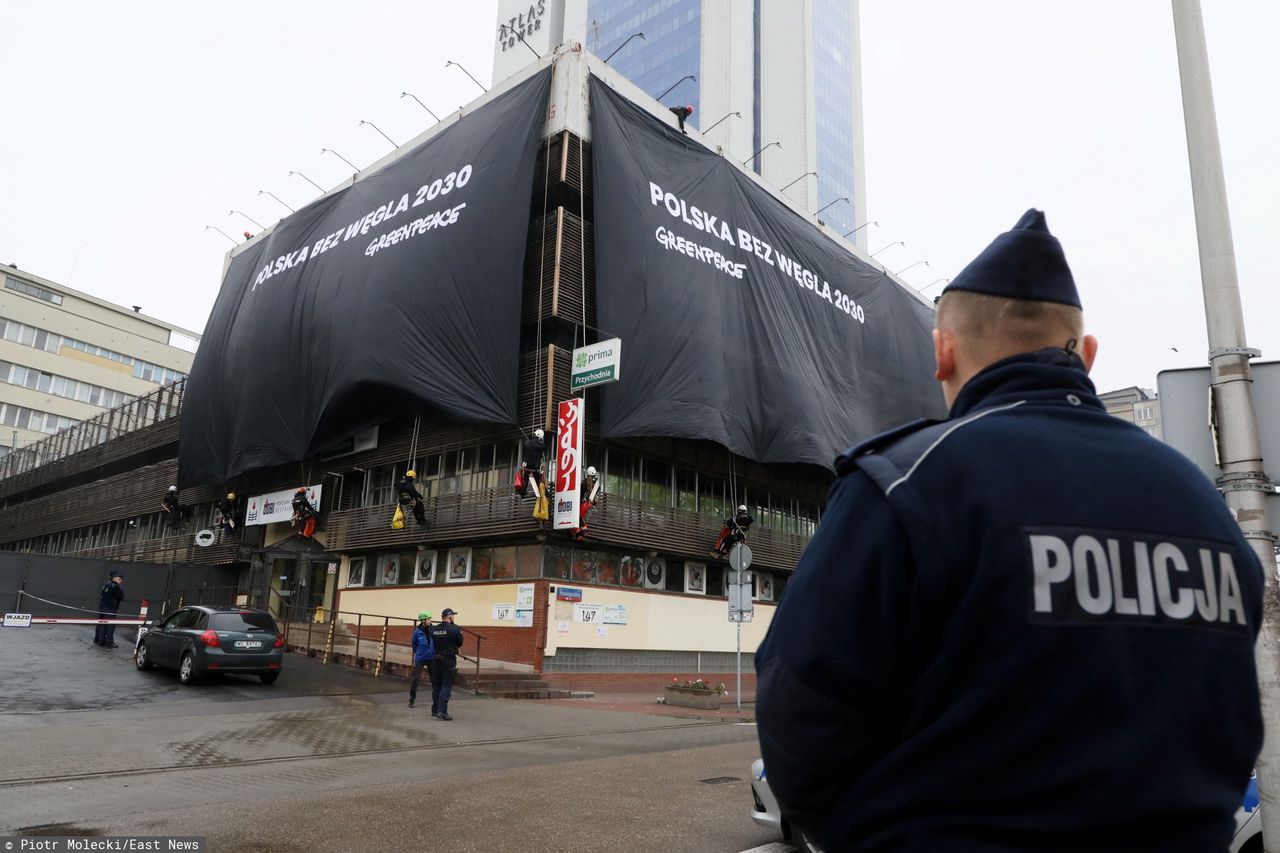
[{"x1": 0, "y1": 625, "x2": 779, "y2": 852}]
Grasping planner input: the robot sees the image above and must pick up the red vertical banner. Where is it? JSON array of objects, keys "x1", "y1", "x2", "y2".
[{"x1": 554, "y1": 398, "x2": 585, "y2": 529}]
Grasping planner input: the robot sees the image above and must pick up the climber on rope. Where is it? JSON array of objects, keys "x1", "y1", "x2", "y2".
[
  {"x1": 161, "y1": 485, "x2": 183, "y2": 530},
  {"x1": 571, "y1": 466, "x2": 601, "y2": 542},
  {"x1": 291, "y1": 487, "x2": 317, "y2": 539},
  {"x1": 516, "y1": 428, "x2": 547, "y2": 500},
  {"x1": 217, "y1": 491, "x2": 240, "y2": 536},
  {"x1": 712, "y1": 505, "x2": 754, "y2": 558},
  {"x1": 397, "y1": 469, "x2": 427, "y2": 525}
]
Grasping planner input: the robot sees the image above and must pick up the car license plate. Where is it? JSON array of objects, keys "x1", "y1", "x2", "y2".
[{"x1": 234, "y1": 640, "x2": 263, "y2": 649}]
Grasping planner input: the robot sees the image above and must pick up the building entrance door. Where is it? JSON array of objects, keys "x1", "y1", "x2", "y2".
[
  {"x1": 268, "y1": 556, "x2": 298, "y2": 621},
  {"x1": 298, "y1": 559, "x2": 329, "y2": 617}
]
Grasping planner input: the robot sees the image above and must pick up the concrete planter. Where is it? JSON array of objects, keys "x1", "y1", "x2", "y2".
[{"x1": 665, "y1": 686, "x2": 722, "y2": 710}]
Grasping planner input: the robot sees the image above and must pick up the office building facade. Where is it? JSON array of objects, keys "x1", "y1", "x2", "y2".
[{"x1": 0, "y1": 265, "x2": 197, "y2": 464}]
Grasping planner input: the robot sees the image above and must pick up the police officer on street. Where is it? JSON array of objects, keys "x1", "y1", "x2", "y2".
[
  {"x1": 93, "y1": 571, "x2": 125, "y2": 648},
  {"x1": 428, "y1": 608, "x2": 464, "y2": 721},
  {"x1": 755, "y1": 210, "x2": 1264, "y2": 852}
]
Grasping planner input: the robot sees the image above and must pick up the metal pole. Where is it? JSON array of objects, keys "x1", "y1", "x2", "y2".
[
  {"x1": 736, "y1": 618, "x2": 742, "y2": 713},
  {"x1": 1172, "y1": 2, "x2": 1279, "y2": 846}
]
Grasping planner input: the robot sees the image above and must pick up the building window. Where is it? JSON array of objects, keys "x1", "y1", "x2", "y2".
[
  {"x1": 1135, "y1": 406, "x2": 1154, "y2": 421},
  {"x1": 5, "y1": 277, "x2": 63, "y2": 305}
]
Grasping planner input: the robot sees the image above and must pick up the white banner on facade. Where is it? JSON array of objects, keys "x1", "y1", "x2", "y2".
[
  {"x1": 244, "y1": 483, "x2": 323, "y2": 527},
  {"x1": 553, "y1": 398, "x2": 585, "y2": 530}
]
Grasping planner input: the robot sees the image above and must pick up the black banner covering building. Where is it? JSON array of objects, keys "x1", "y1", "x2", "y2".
[
  {"x1": 589, "y1": 75, "x2": 945, "y2": 470},
  {"x1": 179, "y1": 69, "x2": 552, "y2": 487}
]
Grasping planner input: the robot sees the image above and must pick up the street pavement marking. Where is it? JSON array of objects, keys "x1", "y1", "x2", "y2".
[{"x1": 739, "y1": 844, "x2": 794, "y2": 853}]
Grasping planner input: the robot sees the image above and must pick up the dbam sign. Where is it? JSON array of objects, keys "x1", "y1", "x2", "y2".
[{"x1": 554, "y1": 398, "x2": 585, "y2": 530}]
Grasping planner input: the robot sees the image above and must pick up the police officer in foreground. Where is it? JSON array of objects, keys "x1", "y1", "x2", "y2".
[
  {"x1": 428, "y1": 608, "x2": 464, "y2": 720},
  {"x1": 93, "y1": 571, "x2": 125, "y2": 648},
  {"x1": 755, "y1": 210, "x2": 1263, "y2": 852}
]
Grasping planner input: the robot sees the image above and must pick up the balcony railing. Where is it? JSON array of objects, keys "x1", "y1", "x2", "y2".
[
  {"x1": 0, "y1": 378, "x2": 186, "y2": 494},
  {"x1": 45, "y1": 533, "x2": 245, "y2": 566},
  {"x1": 326, "y1": 487, "x2": 811, "y2": 571}
]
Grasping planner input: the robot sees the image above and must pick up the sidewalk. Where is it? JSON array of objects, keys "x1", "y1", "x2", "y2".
[{"x1": 536, "y1": 689, "x2": 757, "y2": 723}]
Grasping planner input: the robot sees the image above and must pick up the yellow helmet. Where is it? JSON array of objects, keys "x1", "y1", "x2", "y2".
[
  {"x1": 406, "y1": 469, "x2": 417, "y2": 479},
  {"x1": 226, "y1": 492, "x2": 236, "y2": 500}
]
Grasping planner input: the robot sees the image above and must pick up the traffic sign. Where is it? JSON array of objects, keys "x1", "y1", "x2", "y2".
[
  {"x1": 3, "y1": 613, "x2": 32, "y2": 628},
  {"x1": 728, "y1": 543, "x2": 752, "y2": 571},
  {"x1": 727, "y1": 569, "x2": 755, "y2": 623},
  {"x1": 194, "y1": 529, "x2": 216, "y2": 547}
]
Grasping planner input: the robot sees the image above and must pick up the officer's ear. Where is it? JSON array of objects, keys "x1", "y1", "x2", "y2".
[
  {"x1": 933, "y1": 328, "x2": 956, "y2": 383},
  {"x1": 1079, "y1": 334, "x2": 1098, "y2": 374}
]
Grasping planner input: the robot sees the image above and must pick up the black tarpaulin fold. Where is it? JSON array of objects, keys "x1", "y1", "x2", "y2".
[
  {"x1": 589, "y1": 74, "x2": 945, "y2": 471},
  {"x1": 179, "y1": 69, "x2": 552, "y2": 487}
]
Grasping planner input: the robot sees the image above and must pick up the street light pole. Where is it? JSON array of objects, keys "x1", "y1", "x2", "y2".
[
  {"x1": 321, "y1": 148, "x2": 361, "y2": 173},
  {"x1": 445, "y1": 60, "x2": 488, "y2": 93},
  {"x1": 702, "y1": 111, "x2": 740, "y2": 135},
  {"x1": 603, "y1": 32, "x2": 645, "y2": 64},
  {"x1": 657, "y1": 74, "x2": 696, "y2": 101},
  {"x1": 400, "y1": 92, "x2": 441, "y2": 122},
  {"x1": 742, "y1": 141, "x2": 780, "y2": 167},
  {"x1": 814, "y1": 197, "x2": 849, "y2": 218},
  {"x1": 1172, "y1": 2, "x2": 1279, "y2": 843},
  {"x1": 257, "y1": 190, "x2": 295, "y2": 214},
  {"x1": 781, "y1": 171, "x2": 817, "y2": 192},
  {"x1": 359, "y1": 120, "x2": 398, "y2": 149}
]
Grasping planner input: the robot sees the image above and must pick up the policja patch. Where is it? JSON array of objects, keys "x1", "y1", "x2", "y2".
[{"x1": 1026, "y1": 527, "x2": 1248, "y2": 632}]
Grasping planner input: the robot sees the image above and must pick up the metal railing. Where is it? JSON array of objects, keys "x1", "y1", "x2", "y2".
[
  {"x1": 279, "y1": 605, "x2": 487, "y2": 692},
  {"x1": 53, "y1": 533, "x2": 243, "y2": 566},
  {"x1": 327, "y1": 488, "x2": 812, "y2": 571},
  {"x1": 0, "y1": 378, "x2": 186, "y2": 484}
]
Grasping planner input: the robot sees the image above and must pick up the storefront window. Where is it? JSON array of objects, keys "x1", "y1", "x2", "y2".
[
  {"x1": 491, "y1": 546, "x2": 517, "y2": 580},
  {"x1": 515, "y1": 545, "x2": 542, "y2": 578},
  {"x1": 545, "y1": 544, "x2": 572, "y2": 580},
  {"x1": 473, "y1": 546, "x2": 494, "y2": 580}
]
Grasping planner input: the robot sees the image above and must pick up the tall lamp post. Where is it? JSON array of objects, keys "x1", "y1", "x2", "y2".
[{"x1": 1172, "y1": 1, "x2": 1279, "y2": 841}]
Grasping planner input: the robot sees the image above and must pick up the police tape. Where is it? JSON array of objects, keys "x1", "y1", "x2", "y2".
[
  {"x1": 17, "y1": 590, "x2": 149, "y2": 619},
  {"x1": 5, "y1": 594, "x2": 150, "y2": 627},
  {"x1": 3, "y1": 614, "x2": 147, "y2": 626}
]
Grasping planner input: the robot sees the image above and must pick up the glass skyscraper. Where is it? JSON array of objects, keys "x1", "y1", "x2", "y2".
[
  {"x1": 587, "y1": 0, "x2": 703, "y2": 128},
  {"x1": 584, "y1": 0, "x2": 865, "y2": 241}
]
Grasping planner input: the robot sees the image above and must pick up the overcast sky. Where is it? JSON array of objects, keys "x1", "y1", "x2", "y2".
[{"x1": 1, "y1": 1, "x2": 1274, "y2": 394}]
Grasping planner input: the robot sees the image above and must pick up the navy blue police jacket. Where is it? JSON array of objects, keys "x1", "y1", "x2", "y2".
[
  {"x1": 755, "y1": 348, "x2": 1263, "y2": 853},
  {"x1": 98, "y1": 580, "x2": 124, "y2": 613}
]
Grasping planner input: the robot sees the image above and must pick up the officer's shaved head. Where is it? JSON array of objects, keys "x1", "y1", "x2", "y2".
[
  {"x1": 936, "y1": 291, "x2": 1084, "y2": 365},
  {"x1": 933, "y1": 291, "x2": 1096, "y2": 407}
]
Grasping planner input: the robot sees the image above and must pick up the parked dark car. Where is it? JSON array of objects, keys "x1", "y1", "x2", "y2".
[{"x1": 135, "y1": 605, "x2": 284, "y2": 685}]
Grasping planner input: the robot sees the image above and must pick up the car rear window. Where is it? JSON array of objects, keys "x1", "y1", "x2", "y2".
[{"x1": 209, "y1": 611, "x2": 279, "y2": 633}]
